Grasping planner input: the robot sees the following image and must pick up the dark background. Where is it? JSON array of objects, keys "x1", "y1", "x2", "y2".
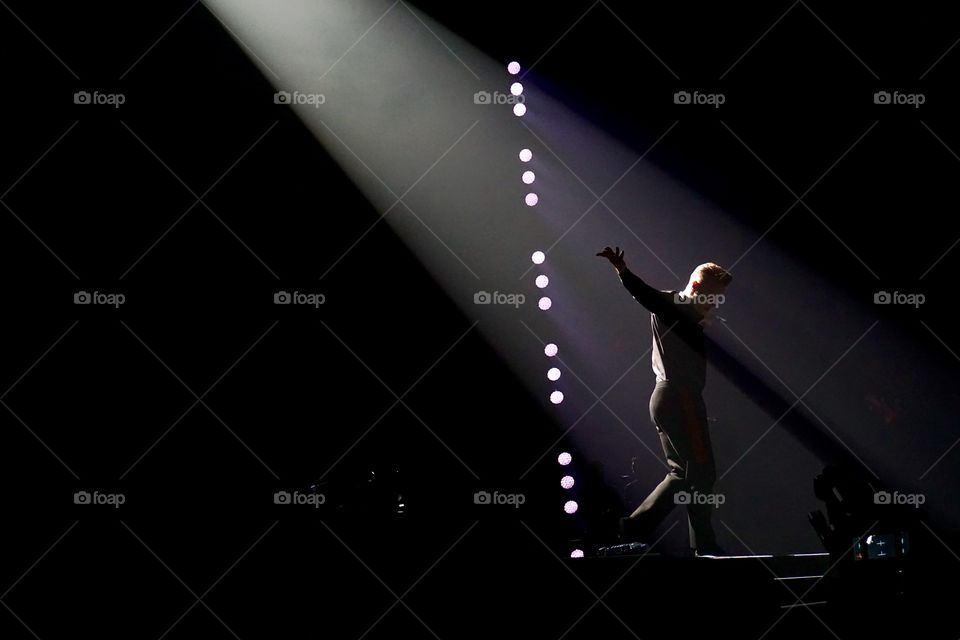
[{"x1": 2, "y1": 1, "x2": 958, "y2": 638}]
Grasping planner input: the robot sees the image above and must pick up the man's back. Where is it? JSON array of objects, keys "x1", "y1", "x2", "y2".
[{"x1": 618, "y1": 269, "x2": 706, "y2": 390}]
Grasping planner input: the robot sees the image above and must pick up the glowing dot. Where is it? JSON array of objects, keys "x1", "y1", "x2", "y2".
[
  {"x1": 511, "y1": 82, "x2": 524, "y2": 96},
  {"x1": 539, "y1": 296, "x2": 552, "y2": 310},
  {"x1": 513, "y1": 103, "x2": 526, "y2": 117},
  {"x1": 561, "y1": 475, "x2": 575, "y2": 489},
  {"x1": 525, "y1": 193, "x2": 538, "y2": 206},
  {"x1": 548, "y1": 367, "x2": 561, "y2": 381},
  {"x1": 519, "y1": 149, "x2": 533, "y2": 162},
  {"x1": 558, "y1": 452, "x2": 572, "y2": 465},
  {"x1": 535, "y1": 275, "x2": 549, "y2": 288},
  {"x1": 522, "y1": 170, "x2": 536, "y2": 184},
  {"x1": 550, "y1": 390, "x2": 564, "y2": 404},
  {"x1": 531, "y1": 251, "x2": 545, "y2": 264},
  {"x1": 564, "y1": 500, "x2": 578, "y2": 514},
  {"x1": 544, "y1": 343, "x2": 558, "y2": 357},
  {"x1": 570, "y1": 549, "x2": 584, "y2": 558},
  {"x1": 507, "y1": 61, "x2": 521, "y2": 75}
]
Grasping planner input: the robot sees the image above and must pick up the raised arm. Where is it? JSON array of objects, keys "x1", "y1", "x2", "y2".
[{"x1": 597, "y1": 246, "x2": 677, "y2": 317}]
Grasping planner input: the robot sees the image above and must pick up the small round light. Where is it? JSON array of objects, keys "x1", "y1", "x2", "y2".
[
  {"x1": 513, "y1": 103, "x2": 526, "y2": 117},
  {"x1": 539, "y1": 296, "x2": 552, "y2": 310},
  {"x1": 557, "y1": 452, "x2": 572, "y2": 465},
  {"x1": 507, "y1": 61, "x2": 521, "y2": 75},
  {"x1": 544, "y1": 343, "x2": 558, "y2": 357},
  {"x1": 564, "y1": 500, "x2": 578, "y2": 514},
  {"x1": 525, "y1": 193, "x2": 538, "y2": 206},
  {"x1": 561, "y1": 475, "x2": 575, "y2": 489},
  {"x1": 570, "y1": 549, "x2": 584, "y2": 558},
  {"x1": 522, "y1": 171, "x2": 536, "y2": 185},
  {"x1": 535, "y1": 275, "x2": 549, "y2": 288},
  {"x1": 510, "y1": 82, "x2": 523, "y2": 96},
  {"x1": 519, "y1": 149, "x2": 533, "y2": 162},
  {"x1": 531, "y1": 250, "x2": 545, "y2": 264},
  {"x1": 548, "y1": 367, "x2": 561, "y2": 381},
  {"x1": 550, "y1": 390, "x2": 564, "y2": 404}
]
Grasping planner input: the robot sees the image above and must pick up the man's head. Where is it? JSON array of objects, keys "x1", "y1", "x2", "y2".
[{"x1": 683, "y1": 262, "x2": 733, "y2": 317}]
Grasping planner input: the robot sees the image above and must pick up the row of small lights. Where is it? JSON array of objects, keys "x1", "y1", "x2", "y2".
[
  {"x1": 509, "y1": 61, "x2": 561, "y2": 403},
  {"x1": 559, "y1": 451, "x2": 582, "y2": 557},
  {"x1": 508, "y1": 61, "x2": 580, "y2": 558}
]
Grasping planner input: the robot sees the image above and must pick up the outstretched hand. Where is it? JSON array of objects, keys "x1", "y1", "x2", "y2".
[{"x1": 596, "y1": 246, "x2": 626, "y2": 271}]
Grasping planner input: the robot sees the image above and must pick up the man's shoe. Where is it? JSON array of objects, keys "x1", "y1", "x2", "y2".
[
  {"x1": 694, "y1": 545, "x2": 727, "y2": 558},
  {"x1": 597, "y1": 541, "x2": 649, "y2": 557}
]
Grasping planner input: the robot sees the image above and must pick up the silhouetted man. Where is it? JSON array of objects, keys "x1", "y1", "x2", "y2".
[{"x1": 597, "y1": 246, "x2": 732, "y2": 556}]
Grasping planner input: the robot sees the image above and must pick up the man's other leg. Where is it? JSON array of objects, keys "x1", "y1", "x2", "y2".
[
  {"x1": 680, "y1": 393, "x2": 719, "y2": 551},
  {"x1": 621, "y1": 427, "x2": 686, "y2": 540}
]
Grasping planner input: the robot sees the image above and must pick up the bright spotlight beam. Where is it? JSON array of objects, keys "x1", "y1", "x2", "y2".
[{"x1": 201, "y1": 0, "x2": 915, "y2": 542}]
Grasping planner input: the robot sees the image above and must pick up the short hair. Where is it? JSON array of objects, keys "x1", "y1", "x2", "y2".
[{"x1": 690, "y1": 262, "x2": 733, "y2": 287}]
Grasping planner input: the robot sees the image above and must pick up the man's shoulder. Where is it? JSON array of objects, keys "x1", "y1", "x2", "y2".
[
  {"x1": 653, "y1": 290, "x2": 701, "y2": 321},
  {"x1": 646, "y1": 289, "x2": 679, "y2": 308},
  {"x1": 662, "y1": 289, "x2": 686, "y2": 304}
]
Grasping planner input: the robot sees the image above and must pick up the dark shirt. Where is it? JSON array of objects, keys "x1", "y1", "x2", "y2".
[{"x1": 619, "y1": 268, "x2": 706, "y2": 390}]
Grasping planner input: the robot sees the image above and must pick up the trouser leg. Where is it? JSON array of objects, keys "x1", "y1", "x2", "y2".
[
  {"x1": 674, "y1": 390, "x2": 717, "y2": 549},
  {"x1": 684, "y1": 425, "x2": 717, "y2": 550},
  {"x1": 623, "y1": 385, "x2": 717, "y2": 549},
  {"x1": 623, "y1": 429, "x2": 685, "y2": 537}
]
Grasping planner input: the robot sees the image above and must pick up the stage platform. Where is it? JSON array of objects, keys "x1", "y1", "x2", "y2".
[{"x1": 563, "y1": 550, "x2": 951, "y2": 638}]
